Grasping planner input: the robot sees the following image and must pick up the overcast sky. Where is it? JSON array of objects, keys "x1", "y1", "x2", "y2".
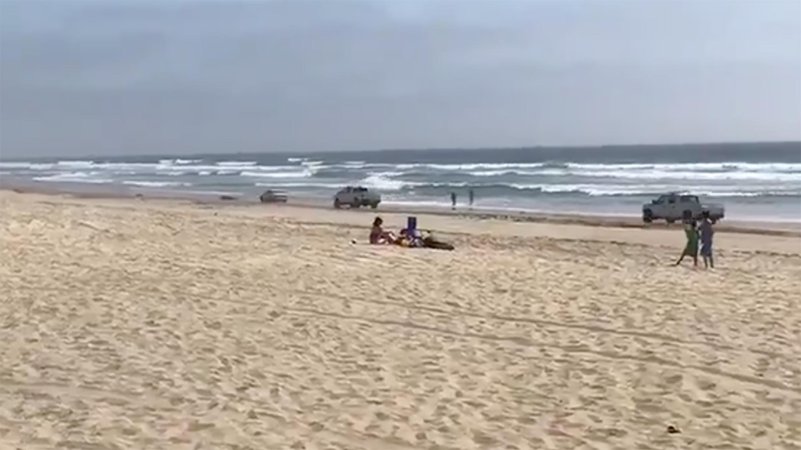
[{"x1": 1, "y1": 0, "x2": 799, "y2": 157}]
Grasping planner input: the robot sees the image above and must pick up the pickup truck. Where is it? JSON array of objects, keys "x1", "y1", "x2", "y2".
[
  {"x1": 334, "y1": 186, "x2": 381, "y2": 209},
  {"x1": 642, "y1": 193, "x2": 725, "y2": 224}
]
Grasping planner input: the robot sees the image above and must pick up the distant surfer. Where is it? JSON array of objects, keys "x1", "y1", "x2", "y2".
[
  {"x1": 450, "y1": 192, "x2": 457, "y2": 210},
  {"x1": 468, "y1": 189, "x2": 474, "y2": 208}
]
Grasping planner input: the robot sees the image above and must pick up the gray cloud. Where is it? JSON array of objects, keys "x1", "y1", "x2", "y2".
[{"x1": 1, "y1": 0, "x2": 800, "y2": 157}]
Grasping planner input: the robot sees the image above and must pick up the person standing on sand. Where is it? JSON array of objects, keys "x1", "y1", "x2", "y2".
[
  {"x1": 699, "y1": 211, "x2": 715, "y2": 268},
  {"x1": 674, "y1": 218, "x2": 699, "y2": 267},
  {"x1": 468, "y1": 189, "x2": 474, "y2": 208},
  {"x1": 450, "y1": 192, "x2": 457, "y2": 210}
]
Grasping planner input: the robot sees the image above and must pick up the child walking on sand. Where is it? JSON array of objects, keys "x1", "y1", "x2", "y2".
[
  {"x1": 699, "y1": 211, "x2": 715, "y2": 268},
  {"x1": 674, "y1": 218, "x2": 699, "y2": 267}
]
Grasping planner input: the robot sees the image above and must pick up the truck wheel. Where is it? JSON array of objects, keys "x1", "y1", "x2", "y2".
[
  {"x1": 643, "y1": 209, "x2": 653, "y2": 223},
  {"x1": 334, "y1": 199, "x2": 341, "y2": 209},
  {"x1": 351, "y1": 202, "x2": 360, "y2": 209},
  {"x1": 370, "y1": 203, "x2": 378, "y2": 209},
  {"x1": 666, "y1": 218, "x2": 676, "y2": 224}
]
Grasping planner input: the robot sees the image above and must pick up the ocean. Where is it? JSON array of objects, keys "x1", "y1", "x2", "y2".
[{"x1": 2, "y1": 142, "x2": 800, "y2": 221}]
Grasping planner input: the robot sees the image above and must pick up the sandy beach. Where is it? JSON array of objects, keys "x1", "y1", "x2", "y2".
[{"x1": 1, "y1": 190, "x2": 799, "y2": 449}]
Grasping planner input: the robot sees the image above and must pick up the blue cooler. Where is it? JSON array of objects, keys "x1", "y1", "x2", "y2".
[{"x1": 407, "y1": 216, "x2": 417, "y2": 233}]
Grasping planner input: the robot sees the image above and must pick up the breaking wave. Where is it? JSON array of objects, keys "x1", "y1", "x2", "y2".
[{"x1": 3, "y1": 153, "x2": 800, "y2": 220}]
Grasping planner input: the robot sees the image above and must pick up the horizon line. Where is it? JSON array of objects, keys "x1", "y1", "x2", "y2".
[{"x1": 1, "y1": 139, "x2": 800, "y2": 161}]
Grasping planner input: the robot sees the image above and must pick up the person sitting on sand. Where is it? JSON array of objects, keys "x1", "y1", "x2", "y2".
[
  {"x1": 674, "y1": 217, "x2": 699, "y2": 267},
  {"x1": 398, "y1": 228, "x2": 425, "y2": 248},
  {"x1": 370, "y1": 217, "x2": 396, "y2": 245}
]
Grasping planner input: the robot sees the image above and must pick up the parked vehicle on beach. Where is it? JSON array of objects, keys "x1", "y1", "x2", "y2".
[
  {"x1": 259, "y1": 189, "x2": 288, "y2": 203},
  {"x1": 334, "y1": 186, "x2": 381, "y2": 209},
  {"x1": 642, "y1": 193, "x2": 725, "y2": 224}
]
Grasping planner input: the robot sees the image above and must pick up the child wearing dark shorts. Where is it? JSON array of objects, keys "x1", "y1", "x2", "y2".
[{"x1": 699, "y1": 211, "x2": 715, "y2": 268}]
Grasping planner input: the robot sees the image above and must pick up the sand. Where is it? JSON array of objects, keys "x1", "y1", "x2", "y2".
[{"x1": 0, "y1": 190, "x2": 799, "y2": 450}]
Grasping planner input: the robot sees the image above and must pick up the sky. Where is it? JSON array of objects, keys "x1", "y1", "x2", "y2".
[{"x1": 0, "y1": 0, "x2": 800, "y2": 158}]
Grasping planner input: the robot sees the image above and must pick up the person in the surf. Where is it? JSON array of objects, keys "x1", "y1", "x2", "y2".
[
  {"x1": 674, "y1": 212, "x2": 699, "y2": 267},
  {"x1": 450, "y1": 192, "x2": 457, "y2": 210}
]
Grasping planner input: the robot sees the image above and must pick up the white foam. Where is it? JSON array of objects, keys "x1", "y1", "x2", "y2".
[
  {"x1": 360, "y1": 173, "x2": 407, "y2": 191},
  {"x1": 196, "y1": 164, "x2": 294, "y2": 172},
  {"x1": 565, "y1": 169, "x2": 801, "y2": 182},
  {"x1": 217, "y1": 161, "x2": 257, "y2": 166},
  {"x1": 0, "y1": 162, "x2": 50, "y2": 169},
  {"x1": 566, "y1": 162, "x2": 801, "y2": 172},
  {"x1": 240, "y1": 170, "x2": 312, "y2": 179},
  {"x1": 122, "y1": 180, "x2": 191, "y2": 188},
  {"x1": 459, "y1": 163, "x2": 801, "y2": 181},
  {"x1": 400, "y1": 161, "x2": 801, "y2": 182},
  {"x1": 56, "y1": 160, "x2": 95, "y2": 168},
  {"x1": 158, "y1": 158, "x2": 203, "y2": 166},
  {"x1": 423, "y1": 162, "x2": 546, "y2": 171},
  {"x1": 33, "y1": 172, "x2": 112, "y2": 184},
  {"x1": 505, "y1": 183, "x2": 801, "y2": 197},
  {"x1": 255, "y1": 182, "x2": 342, "y2": 189},
  {"x1": 469, "y1": 169, "x2": 529, "y2": 177}
]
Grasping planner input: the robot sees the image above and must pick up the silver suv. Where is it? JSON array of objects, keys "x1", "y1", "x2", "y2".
[{"x1": 334, "y1": 186, "x2": 381, "y2": 209}]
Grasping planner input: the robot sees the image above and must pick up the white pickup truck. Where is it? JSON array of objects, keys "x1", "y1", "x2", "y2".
[
  {"x1": 642, "y1": 193, "x2": 725, "y2": 224},
  {"x1": 333, "y1": 186, "x2": 382, "y2": 209}
]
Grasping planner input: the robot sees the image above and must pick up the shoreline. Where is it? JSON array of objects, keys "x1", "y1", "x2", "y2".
[
  {"x1": 3, "y1": 173, "x2": 800, "y2": 225},
  {"x1": 2, "y1": 178, "x2": 800, "y2": 237}
]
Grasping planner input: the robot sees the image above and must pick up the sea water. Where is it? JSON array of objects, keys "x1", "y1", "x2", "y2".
[{"x1": 2, "y1": 142, "x2": 800, "y2": 221}]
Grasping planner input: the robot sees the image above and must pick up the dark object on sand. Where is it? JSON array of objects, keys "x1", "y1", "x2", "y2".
[
  {"x1": 423, "y1": 236, "x2": 454, "y2": 251},
  {"x1": 220, "y1": 195, "x2": 237, "y2": 201},
  {"x1": 260, "y1": 189, "x2": 288, "y2": 203},
  {"x1": 666, "y1": 425, "x2": 680, "y2": 434}
]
